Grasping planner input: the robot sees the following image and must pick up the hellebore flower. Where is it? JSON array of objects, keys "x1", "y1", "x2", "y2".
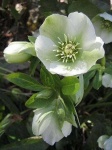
[
  {"x1": 104, "y1": 136, "x2": 112, "y2": 150},
  {"x1": 93, "y1": 12, "x2": 112, "y2": 44},
  {"x1": 32, "y1": 108, "x2": 72, "y2": 145},
  {"x1": 97, "y1": 135, "x2": 109, "y2": 149},
  {"x1": 4, "y1": 42, "x2": 36, "y2": 63},
  {"x1": 35, "y1": 12, "x2": 104, "y2": 76},
  {"x1": 102, "y1": 73, "x2": 112, "y2": 88}
]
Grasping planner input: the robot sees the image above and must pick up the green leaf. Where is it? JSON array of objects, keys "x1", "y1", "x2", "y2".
[
  {"x1": 28, "y1": 36, "x2": 36, "y2": 44},
  {"x1": 92, "y1": 71, "x2": 102, "y2": 90},
  {"x1": 0, "y1": 91, "x2": 19, "y2": 113},
  {"x1": 25, "y1": 89, "x2": 54, "y2": 109},
  {"x1": 40, "y1": 67, "x2": 60, "y2": 88},
  {"x1": 1, "y1": 137, "x2": 48, "y2": 150},
  {"x1": 84, "y1": 70, "x2": 96, "y2": 89},
  {"x1": 0, "y1": 114, "x2": 13, "y2": 137},
  {"x1": 29, "y1": 57, "x2": 40, "y2": 76},
  {"x1": 105, "y1": 64, "x2": 112, "y2": 75},
  {"x1": 5, "y1": 72, "x2": 45, "y2": 91},
  {"x1": 75, "y1": 75, "x2": 84, "y2": 105},
  {"x1": 61, "y1": 76, "x2": 80, "y2": 95},
  {"x1": 68, "y1": 0, "x2": 101, "y2": 19},
  {"x1": 58, "y1": 95, "x2": 77, "y2": 127}
]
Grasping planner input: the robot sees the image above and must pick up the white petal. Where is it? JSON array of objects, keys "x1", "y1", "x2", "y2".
[
  {"x1": 104, "y1": 136, "x2": 112, "y2": 150},
  {"x1": 40, "y1": 14, "x2": 70, "y2": 43},
  {"x1": 4, "y1": 42, "x2": 28, "y2": 54},
  {"x1": 93, "y1": 14, "x2": 112, "y2": 44},
  {"x1": 68, "y1": 12, "x2": 96, "y2": 49},
  {"x1": 92, "y1": 18, "x2": 103, "y2": 36},
  {"x1": 49, "y1": 60, "x2": 88, "y2": 76},
  {"x1": 99, "y1": 12, "x2": 112, "y2": 22},
  {"x1": 35, "y1": 35, "x2": 57, "y2": 60},
  {"x1": 42, "y1": 117, "x2": 64, "y2": 145},
  {"x1": 38, "y1": 112, "x2": 53, "y2": 135},
  {"x1": 32, "y1": 110, "x2": 43, "y2": 135},
  {"x1": 97, "y1": 135, "x2": 109, "y2": 149},
  {"x1": 61, "y1": 121, "x2": 72, "y2": 137},
  {"x1": 102, "y1": 74, "x2": 112, "y2": 88},
  {"x1": 100, "y1": 30, "x2": 112, "y2": 44}
]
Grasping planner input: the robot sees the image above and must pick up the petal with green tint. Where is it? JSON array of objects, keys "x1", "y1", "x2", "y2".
[
  {"x1": 35, "y1": 35, "x2": 57, "y2": 61},
  {"x1": 40, "y1": 14, "x2": 73, "y2": 44},
  {"x1": 99, "y1": 12, "x2": 112, "y2": 21},
  {"x1": 61, "y1": 121, "x2": 72, "y2": 137},
  {"x1": 68, "y1": 12, "x2": 96, "y2": 49},
  {"x1": 92, "y1": 16, "x2": 103, "y2": 36},
  {"x1": 100, "y1": 30, "x2": 112, "y2": 44},
  {"x1": 32, "y1": 109, "x2": 43, "y2": 135},
  {"x1": 42, "y1": 116, "x2": 63, "y2": 145},
  {"x1": 48, "y1": 60, "x2": 88, "y2": 76}
]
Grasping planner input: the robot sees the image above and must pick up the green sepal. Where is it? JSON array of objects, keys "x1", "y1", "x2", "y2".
[
  {"x1": 59, "y1": 95, "x2": 77, "y2": 127},
  {"x1": 28, "y1": 36, "x2": 36, "y2": 44},
  {"x1": 25, "y1": 89, "x2": 54, "y2": 109},
  {"x1": 84, "y1": 70, "x2": 96, "y2": 89},
  {"x1": 92, "y1": 70, "x2": 102, "y2": 90},
  {"x1": 40, "y1": 67, "x2": 61, "y2": 89}
]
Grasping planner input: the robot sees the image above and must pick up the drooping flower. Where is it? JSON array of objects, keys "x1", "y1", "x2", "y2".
[
  {"x1": 102, "y1": 73, "x2": 112, "y2": 88},
  {"x1": 35, "y1": 12, "x2": 104, "y2": 76},
  {"x1": 93, "y1": 12, "x2": 112, "y2": 44},
  {"x1": 4, "y1": 42, "x2": 36, "y2": 63},
  {"x1": 32, "y1": 108, "x2": 73, "y2": 145}
]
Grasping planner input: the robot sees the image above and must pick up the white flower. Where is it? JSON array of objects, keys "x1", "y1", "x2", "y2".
[
  {"x1": 4, "y1": 42, "x2": 36, "y2": 63},
  {"x1": 32, "y1": 108, "x2": 72, "y2": 145},
  {"x1": 104, "y1": 136, "x2": 112, "y2": 150},
  {"x1": 93, "y1": 12, "x2": 112, "y2": 44},
  {"x1": 97, "y1": 135, "x2": 109, "y2": 149},
  {"x1": 35, "y1": 12, "x2": 104, "y2": 76},
  {"x1": 102, "y1": 73, "x2": 112, "y2": 88}
]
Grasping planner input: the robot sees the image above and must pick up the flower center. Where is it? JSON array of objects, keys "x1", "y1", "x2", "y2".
[
  {"x1": 53, "y1": 35, "x2": 82, "y2": 63},
  {"x1": 101, "y1": 19, "x2": 112, "y2": 31}
]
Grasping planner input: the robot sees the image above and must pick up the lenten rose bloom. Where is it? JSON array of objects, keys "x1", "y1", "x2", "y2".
[
  {"x1": 32, "y1": 108, "x2": 72, "y2": 145},
  {"x1": 4, "y1": 42, "x2": 36, "y2": 63},
  {"x1": 104, "y1": 136, "x2": 112, "y2": 150},
  {"x1": 97, "y1": 135, "x2": 109, "y2": 149},
  {"x1": 35, "y1": 12, "x2": 104, "y2": 76},
  {"x1": 93, "y1": 12, "x2": 112, "y2": 44}
]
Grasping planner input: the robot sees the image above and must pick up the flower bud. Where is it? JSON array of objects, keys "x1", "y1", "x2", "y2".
[{"x1": 4, "y1": 42, "x2": 36, "y2": 63}]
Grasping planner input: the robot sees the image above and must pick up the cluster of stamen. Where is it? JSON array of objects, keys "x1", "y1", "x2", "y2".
[
  {"x1": 101, "y1": 19, "x2": 112, "y2": 31},
  {"x1": 53, "y1": 34, "x2": 82, "y2": 63}
]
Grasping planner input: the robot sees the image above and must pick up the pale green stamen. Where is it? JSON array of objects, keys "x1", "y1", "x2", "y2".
[{"x1": 54, "y1": 34, "x2": 82, "y2": 63}]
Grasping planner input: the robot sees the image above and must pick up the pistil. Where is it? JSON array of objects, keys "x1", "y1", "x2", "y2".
[{"x1": 53, "y1": 35, "x2": 82, "y2": 63}]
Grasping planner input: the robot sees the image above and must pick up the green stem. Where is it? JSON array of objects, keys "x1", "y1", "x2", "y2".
[{"x1": 0, "y1": 66, "x2": 12, "y2": 73}]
